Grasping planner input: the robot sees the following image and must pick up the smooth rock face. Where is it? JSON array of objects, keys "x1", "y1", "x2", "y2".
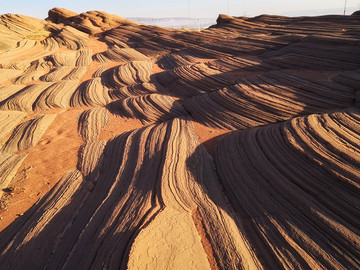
[{"x1": 0, "y1": 8, "x2": 359, "y2": 270}]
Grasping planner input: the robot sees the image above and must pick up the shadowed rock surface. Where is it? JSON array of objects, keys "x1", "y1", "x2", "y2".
[{"x1": 0, "y1": 8, "x2": 359, "y2": 269}]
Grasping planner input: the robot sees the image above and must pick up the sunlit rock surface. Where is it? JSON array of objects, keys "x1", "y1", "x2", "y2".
[{"x1": 0, "y1": 8, "x2": 359, "y2": 269}]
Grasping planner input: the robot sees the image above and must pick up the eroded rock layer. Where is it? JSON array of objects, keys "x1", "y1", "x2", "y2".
[
  {"x1": 215, "y1": 108, "x2": 360, "y2": 269},
  {"x1": 0, "y1": 8, "x2": 359, "y2": 270}
]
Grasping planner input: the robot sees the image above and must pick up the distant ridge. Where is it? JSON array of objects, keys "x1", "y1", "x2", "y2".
[{"x1": 127, "y1": 17, "x2": 215, "y2": 29}]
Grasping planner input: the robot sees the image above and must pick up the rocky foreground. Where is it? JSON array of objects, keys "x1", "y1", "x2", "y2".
[{"x1": 0, "y1": 8, "x2": 359, "y2": 269}]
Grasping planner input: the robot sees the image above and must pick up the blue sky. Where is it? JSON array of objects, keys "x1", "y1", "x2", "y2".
[{"x1": 2, "y1": 0, "x2": 360, "y2": 19}]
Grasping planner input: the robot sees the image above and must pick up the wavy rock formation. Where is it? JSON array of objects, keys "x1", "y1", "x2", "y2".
[
  {"x1": 108, "y1": 82, "x2": 165, "y2": 99},
  {"x1": 78, "y1": 108, "x2": 109, "y2": 142},
  {"x1": 49, "y1": 49, "x2": 92, "y2": 67},
  {"x1": 184, "y1": 71, "x2": 355, "y2": 129},
  {"x1": 0, "y1": 111, "x2": 26, "y2": 138},
  {"x1": 215, "y1": 108, "x2": 360, "y2": 269},
  {"x1": 1, "y1": 114, "x2": 56, "y2": 153},
  {"x1": 71, "y1": 78, "x2": 111, "y2": 107},
  {"x1": 0, "y1": 82, "x2": 80, "y2": 111},
  {"x1": 47, "y1": 8, "x2": 134, "y2": 35},
  {"x1": 93, "y1": 46, "x2": 149, "y2": 63},
  {"x1": 0, "y1": 14, "x2": 51, "y2": 51},
  {"x1": 104, "y1": 60, "x2": 153, "y2": 88},
  {"x1": 0, "y1": 118, "x2": 252, "y2": 269},
  {"x1": 0, "y1": 8, "x2": 359, "y2": 270},
  {"x1": 156, "y1": 62, "x2": 235, "y2": 97},
  {"x1": 0, "y1": 153, "x2": 27, "y2": 198},
  {"x1": 108, "y1": 94, "x2": 188, "y2": 124}
]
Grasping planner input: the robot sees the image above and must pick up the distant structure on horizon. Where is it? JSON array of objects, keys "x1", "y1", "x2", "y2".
[
  {"x1": 129, "y1": 5, "x2": 360, "y2": 29},
  {"x1": 281, "y1": 5, "x2": 359, "y2": 16},
  {"x1": 127, "y1": 17, "x2": 215, "y2": 30}
]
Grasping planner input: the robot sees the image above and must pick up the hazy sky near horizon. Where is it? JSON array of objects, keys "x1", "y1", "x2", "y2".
[{"x1": 2, "y1": 0, "x2": 360, "y2": 19}]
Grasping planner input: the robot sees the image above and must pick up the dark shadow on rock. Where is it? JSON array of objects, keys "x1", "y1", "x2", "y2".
[
  {"x1": 0, "y1": 126, "x2": 165, "y2": 269},
  {"x1": 188, "y1": 121, "x2": 360, "y2": 269}
]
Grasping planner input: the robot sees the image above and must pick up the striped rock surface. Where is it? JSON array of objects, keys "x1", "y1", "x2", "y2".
[{"x1": 0, "y1": 8, "x2": 359, "y2": 270}]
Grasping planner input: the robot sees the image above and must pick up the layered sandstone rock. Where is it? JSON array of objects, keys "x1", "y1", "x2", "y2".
[{"x1": 0, "y1": 9, "x2": 359, "y2": 269}]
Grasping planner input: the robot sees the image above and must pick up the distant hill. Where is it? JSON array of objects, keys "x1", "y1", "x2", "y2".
[{"x1": 127, "y1": 17, "x2": 215, "y2": 29}]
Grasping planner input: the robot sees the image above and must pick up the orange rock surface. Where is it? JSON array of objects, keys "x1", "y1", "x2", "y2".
[{"x1": 0, "y1": 8, "x2": 359, "y2": 269}]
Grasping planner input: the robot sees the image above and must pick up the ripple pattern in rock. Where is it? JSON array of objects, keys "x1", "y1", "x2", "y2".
[
  {"x1": 0, "y1": 9, "x2": 359, "y2": 270},
  {"x1": 215, "y1": 108, "x2": 360, "y2": 269},
  {"x1": 108, "y1": 94, "x2": 188, "y2": 124},
  {"x1": 1, "y1": 114, "x2": 56, "y2": 153}
]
